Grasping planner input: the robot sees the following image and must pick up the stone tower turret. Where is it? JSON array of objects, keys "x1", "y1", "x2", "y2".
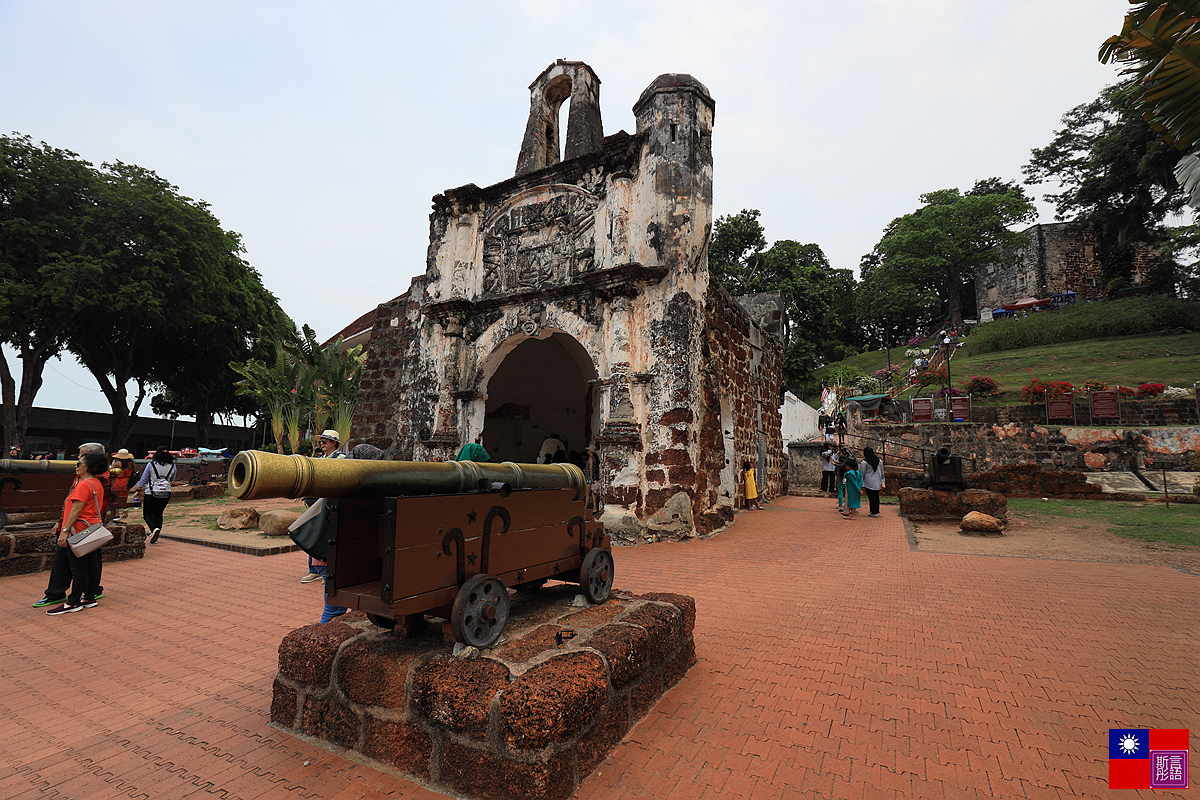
[{"x1": 515, "y1": 60, "x2": 604, "y2": 176}]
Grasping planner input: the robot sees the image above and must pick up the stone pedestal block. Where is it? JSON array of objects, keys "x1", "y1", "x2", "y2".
[
  {"x1": 271, "y1": 585, "x2": 696, "y2": 800},
  {"x1": 898, "y1": 487, "x2": 1007, "y2": 523}
]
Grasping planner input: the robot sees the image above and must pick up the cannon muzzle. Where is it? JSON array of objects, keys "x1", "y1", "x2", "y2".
[
  {"x1": 0, "y1": 458, "x2": 79, "y2": 475},
  {"x1": 228, "y1": 450, "x2": 586, "y2": 501}
]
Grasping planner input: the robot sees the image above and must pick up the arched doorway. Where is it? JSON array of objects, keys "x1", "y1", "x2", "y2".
[{"x1": 482, "y1": 332, "x2": 596, "y2": 463}]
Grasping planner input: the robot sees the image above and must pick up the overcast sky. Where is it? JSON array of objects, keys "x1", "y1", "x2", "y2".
[{"x1": 4, "y1": 0, "x2": 1129, "y2": 416}]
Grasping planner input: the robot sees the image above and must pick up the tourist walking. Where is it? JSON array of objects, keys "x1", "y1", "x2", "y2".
[
  {"x1": 136, "y1": 447, "x2": 176, "y2": 544},
  {"x1": 45, "y1": 452, "x2": 110, "y2": 615},
  {"x1": 860, "y1": 447, "x2": 884, "y2": 518}
]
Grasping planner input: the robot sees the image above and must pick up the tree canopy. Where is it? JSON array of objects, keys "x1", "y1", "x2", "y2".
[
  {"x1": 1100, "y1": 2, "x2": 1200, "y2": 202},
  {"x1": 709, "y1": 210, "x2": 859, "y2": 394},
  {"x1": 0, "y1": 132, "x2": 290, "y2": 451},
  {"x1": 1023, "y1": 83, "x2": 1187, "y2": 289},
  {"x1": 0, "y1": 134, "x2": 98, "y2": 453},
  {"x1": 866, "y1": 180, "x2": 1035, "y2": 331}
]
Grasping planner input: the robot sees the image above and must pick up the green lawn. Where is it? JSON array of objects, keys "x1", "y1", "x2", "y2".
[
  {"x1": 1007, "y1": 497, "x2": 1200, "y2": 546},
  {"x1": 816, "y1": 332, "x2": 1200, "y2": 405}
]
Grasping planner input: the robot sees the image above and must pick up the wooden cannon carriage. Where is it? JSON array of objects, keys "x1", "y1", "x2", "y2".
[
  {"x1": 0, "y1": 459, "x2": 83, "y2": 529},
  {"x1": 228, "y1": 451, "x2": 614, "y2": 647}
]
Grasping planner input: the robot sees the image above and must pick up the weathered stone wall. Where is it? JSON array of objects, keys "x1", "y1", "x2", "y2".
[
  {"x1": 976, "y1": 223, "x2": 1103, "y2": 311},
  {"x1": 350, "y1": 64, "x2": 784, "y2": 542},
  {"x1": 271, "y1": 591, "x2": 696, "y2": 800},
  {"x1": 909, "y1": 398, "x2": 1200, "y2": 427},
  {"x1": 0, "y1": 522, "x2": 145, "y2": 578},
  {"x1": 856, "y1": 421, "x2": 1200, "y2": 472}
]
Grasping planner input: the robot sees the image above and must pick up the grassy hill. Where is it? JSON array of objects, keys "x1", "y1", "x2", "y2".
[{"x1": 813, "y1": 331, "x2": 1200, "y2": 405}]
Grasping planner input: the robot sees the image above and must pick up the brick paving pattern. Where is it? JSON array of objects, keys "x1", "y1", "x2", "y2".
[{"x1": 2, "y1": 495, "x2": 1196, "y2": 798}]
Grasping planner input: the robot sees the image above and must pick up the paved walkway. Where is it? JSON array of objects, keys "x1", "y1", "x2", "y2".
[{"x1": 2, "y1": 496, "x2": 1196, "y2": 799}]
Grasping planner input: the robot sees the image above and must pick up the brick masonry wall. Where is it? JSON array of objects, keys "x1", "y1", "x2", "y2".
[
  {"x1": 0, "y1": 522, "x2": 146, "y2": 578},
  {"x1": 696, "y1": 285, "x2": 783, "y2": 532},
  {"x1": 854, "y1": 421, "x2": 1200, "y2": 472},
  {"x1": 352, "y1": 287, "x2": 433, "y2": 459}
]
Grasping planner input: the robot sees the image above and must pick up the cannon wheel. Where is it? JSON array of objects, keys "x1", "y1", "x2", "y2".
[
  {"x1": 366, "y1": 613, "x2": 395, "y2": 630},
  {"x1": 451, "y1": 573, "x2": 510, "y2": 648},
  {"x1": 579, "y1": 548, "x2": 614, "y2": 604}
]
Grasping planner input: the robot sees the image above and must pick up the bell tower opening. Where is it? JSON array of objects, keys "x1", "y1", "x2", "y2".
[{"x1": 482, "y1": 332, "x2": 596, "y2": 463}]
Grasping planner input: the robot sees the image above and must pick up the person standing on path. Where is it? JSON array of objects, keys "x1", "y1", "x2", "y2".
[
  {"x1": 33, "y1": 443, "x2": 111, "y2": 609},
  {"x1": 318, "y1": 441, "x2": 383, "y2": 623},
  {"x1": 302, "y1": 430, "x2": 347, "y2": 583},
  {"x1": 819, "y1": 445, "x2": 836, "y2": 494},
  {"x1": 860, "y1": 447, "x2": 884, "y2": 518},
  {"x1": 842, "y1": 460, "x2": 863, "y2": 520},
  {"x1": 135, "y1": 447, "x2": 176, "y2": 544},
  {"x1": 45, "y1": 452, "x2": 109, "y2": 615},
  {"x1": 743, "y1": 460, "x2": 761, "y2": 510}
]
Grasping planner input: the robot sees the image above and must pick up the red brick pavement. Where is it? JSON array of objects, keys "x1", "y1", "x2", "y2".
[{"x1": 1, "y1": 496, "x2": 1196, "y2": 799}]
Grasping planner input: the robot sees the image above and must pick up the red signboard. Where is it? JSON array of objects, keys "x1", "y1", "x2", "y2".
[
  {"x1": 950, "y1": 396, "x2": 971, "y2": 421},
  {"x1": 1091, "y1": 390, "x2": 1120, "y2": 418},
  {"x1": 913, "y1": 398, "x2": 933, "y2": 422},
  {"x1": 1047, "y1": 392, "x2": 1075, "y2": 419}
]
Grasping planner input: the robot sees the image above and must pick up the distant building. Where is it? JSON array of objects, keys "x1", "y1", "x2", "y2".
[
  {"x1": 974, "y1": 222, "x2": 1161, "y2": 315},
  {"x1": 1, "y1": 407, "x2": 255, "y2": 458}
]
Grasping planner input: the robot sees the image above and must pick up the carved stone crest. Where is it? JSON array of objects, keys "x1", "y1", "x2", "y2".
[{"x1": 481, "y1": 190, "x2": 599, "y2": 298}]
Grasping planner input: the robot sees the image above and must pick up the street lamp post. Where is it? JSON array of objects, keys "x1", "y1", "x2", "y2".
[{"x1": 943, "y1": 334, "x2": 953, "y2": 403}]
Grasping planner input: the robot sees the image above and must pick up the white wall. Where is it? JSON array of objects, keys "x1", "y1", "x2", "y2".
[{"x1": 781, "y1": 392, "x2": 819, "y2": 443}]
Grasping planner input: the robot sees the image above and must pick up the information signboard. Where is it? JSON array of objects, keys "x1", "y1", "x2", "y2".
[
  {"x1": 913, "y1": 398, "x2": 933, "y2": 422},
  {"x1": 950, "y1": 396, "x2": 971, "y2": 422},
  {"x1": 1047, "y1": 392, "x2": 1075, "y2": 420},
  {"x1": 1091, "y1": 390, "x2": 1120, "y2": 418}
]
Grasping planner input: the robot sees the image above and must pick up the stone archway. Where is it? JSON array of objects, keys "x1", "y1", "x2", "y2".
[{"x1": 481, "y1": 331, "x2": 597, "y2": 464}]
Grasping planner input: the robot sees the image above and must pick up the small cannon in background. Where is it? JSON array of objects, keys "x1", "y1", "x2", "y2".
[
  {"x1": 0, "y1": 458, "x2": 80, "y2": 529},
  {"x1": 229, "y1": 451, "x2": 614, "y2": 647},
  {"x1": 928, "y1": 446, "x2": 967, "y2": 490}
]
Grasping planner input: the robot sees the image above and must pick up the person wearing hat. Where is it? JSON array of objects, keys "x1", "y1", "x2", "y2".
[
  {"x1": 109, "y1": 449, "x2": 137, "y2": 521},
  {"x1": 301, "y1": 430, "x2": 347, "y2": 583}
]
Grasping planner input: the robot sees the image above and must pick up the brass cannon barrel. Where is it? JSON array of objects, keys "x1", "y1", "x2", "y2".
[
  {"x1": 228, "y1": 450, "x2": 586, "y2": 501},
  {"x1": 0, "y1": 458, "x2": 79, "y2": 475}
]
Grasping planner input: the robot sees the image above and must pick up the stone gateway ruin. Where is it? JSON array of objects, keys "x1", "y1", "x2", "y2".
[{"x1": 354, "y1": 61, "x2": 783, "y2": 541}]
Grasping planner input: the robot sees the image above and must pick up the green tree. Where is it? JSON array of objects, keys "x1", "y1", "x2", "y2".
[
  {"x1": 855, "y1": 249, "x2": 939, "y2": 350},
  {"x1": 1023, "y1": 83, "x2": 1186, "y2": 287},
  {"x1": 872, "y1": 179, "x2": 1035, "y2": 330},
  {"x1": 709, "y1": 209, "x2": 768, "y2": 292},
  {"x1": 1100, "y1": 2, "x2": 1200, "y2": 202},
  {"x1": 65, "y1": 160, "x2": 288, "y2": 447},
  {"x1": 708, "y1": 211, "x2": 860, "y2": 394},
  {"x1": 0, "y1": 134, "x2": 98, "y2": 454}
]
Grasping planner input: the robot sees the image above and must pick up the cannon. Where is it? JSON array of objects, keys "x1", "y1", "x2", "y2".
[
  {"x1": 0, "y1": 459, "x2": 80, "y2": 529},
  {"x1": 229, "y1": 451, "x2": 614, "y2": 647},
  {"x1": 928, "y1": 446, "x2": 966, "y2": 490}
]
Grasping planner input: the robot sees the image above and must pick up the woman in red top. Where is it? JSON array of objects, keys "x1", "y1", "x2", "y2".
[{"x1": 47, "y1": 452, "x2": 109, "y2": 615}]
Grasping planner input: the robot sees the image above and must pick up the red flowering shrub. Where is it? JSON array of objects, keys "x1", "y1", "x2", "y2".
[
  {"x1": 1080, "y1": 379, "x2": 1108, "y2": 393},
  {"x1": 1117, "y1": 385, "x2": 1137, "y2": 398},
  {"x1": 1021, "y1": 378, "x2": 1073, "y2": 403},
  {"x1": 1136, "y1": 382, "x2": 1166, "y2": 397},
  {"x1": 960, "y1": 375, "x2": 999, "y2": 397}
]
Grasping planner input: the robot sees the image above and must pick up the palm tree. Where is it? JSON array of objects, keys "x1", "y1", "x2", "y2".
[{"x1": 1101, "y1": 2, "x2": 1200, "y2": 202}]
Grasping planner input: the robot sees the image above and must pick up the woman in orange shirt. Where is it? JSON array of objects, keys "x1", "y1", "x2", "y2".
[{"x1": 47, "y1": 452, "x2": 109, "y2": 616}]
